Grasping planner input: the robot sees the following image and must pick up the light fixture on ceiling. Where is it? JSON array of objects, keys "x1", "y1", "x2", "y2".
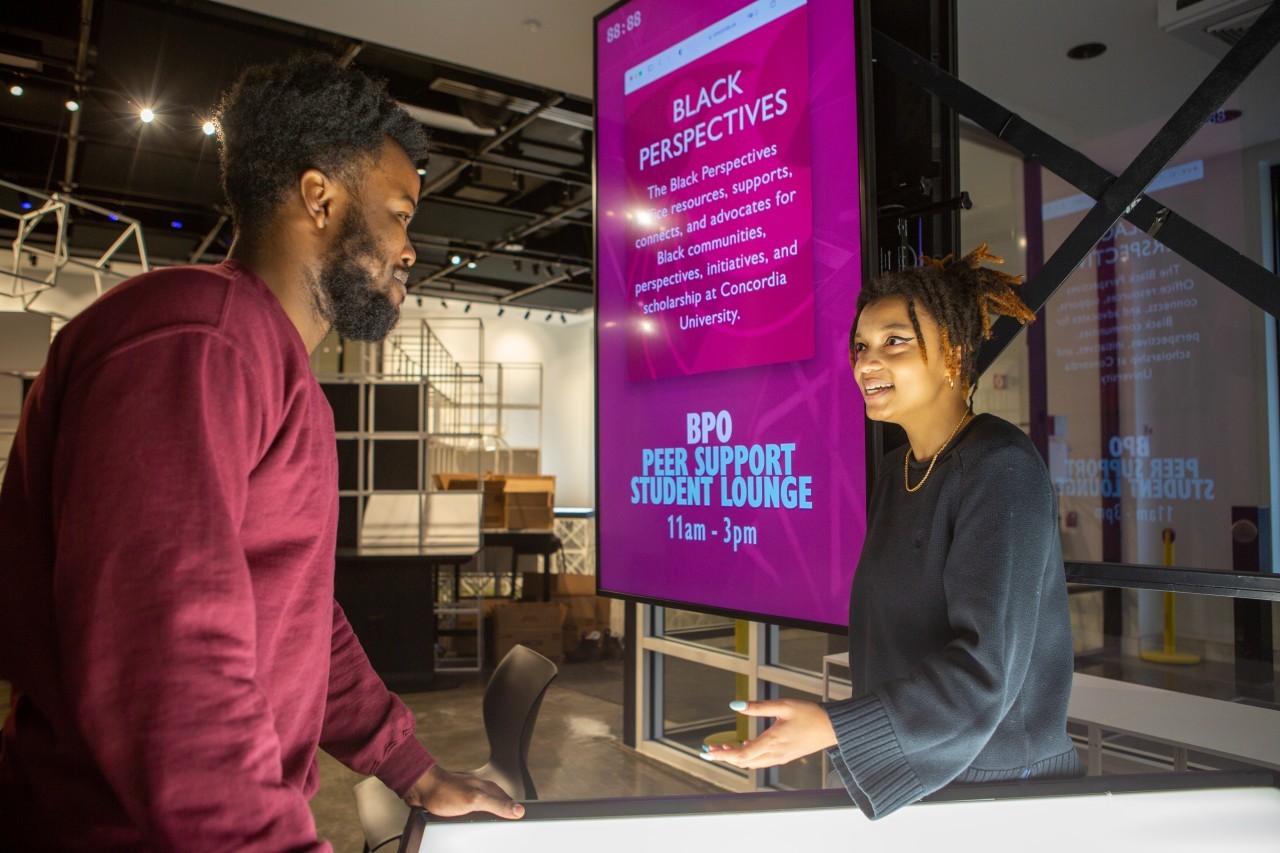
[
  {"x1": 545, "y1": 313, "x2": 553, "y2": 322},
  {"x1": 429, "y1": 78, "x2": 592, "y2": 132},
  {"x1": 1066, "y1": 42, "x2": 1106, "y2": 60},
  {"x1": 202, "y1": 120, "x2": 216, "y2": 135},
  {"x1": 532, "y1": 262, "x2": 542, "y2": 276},
  {"x1": 464, "y1": 303, "x2": 471, "y2": 313},
  {"x1": 8, "y1": 84, "x2": 22, "y2": 96},
  {"x1": 560, "y1": 314, "x2": 567, "y2": 324},
  {"x1": 503, "y1": 242, "x2": 524, "y2": 252},
  {"x1": 139, "y1": 107, "x2": 156, "y2": 123},
  {"x1": 523, "y1": 19, "x2": 541, "y2": 33},
  {"x1": 19, "y1": 194, "x2": 33, "y2": 211},
  {"x1": 466, "y1": 260, "x2": 478, "y2": 269},
  {"x1": 441, "y1": 299, "x2": 449, "y2": 309},
  {"x1": 514, "y1": 259, "x2": 523, "y2": 273},
  {"x1": 416, "y1": 297, "x2": 423, "y2": 307},
  {"x1": 523, "y1": 310, "x2": 531, "y2": 320},
  {"x1": 66, "y1": 99, "x2": 80, "y2": 112},
  {"x1": 449, "y1": 253, "x2": 462, "y2": 265},
  {"x1": 497, "y1": 307, "x2": 505, "y2": 317},
  {"x1": 170, "y1": 220, "x2": 183, "y2": 229}
]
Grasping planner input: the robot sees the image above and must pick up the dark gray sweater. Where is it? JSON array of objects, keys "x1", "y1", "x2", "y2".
[{"x1": 825, "y1": 414, "x2": 1080, "y2": 819}]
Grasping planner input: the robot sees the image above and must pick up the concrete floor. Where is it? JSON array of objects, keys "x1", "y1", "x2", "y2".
[{"x1": 311, "y1": 660, "x2": 726, "y2": 853}]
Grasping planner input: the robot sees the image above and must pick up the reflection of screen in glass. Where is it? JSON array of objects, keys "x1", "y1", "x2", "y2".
[
  {"x1": 1040, "y1": 153, "x2": 1271, "y2": 573},
  {"x1": 595, "y1": 0, "x2": 867, "y2": 626}
]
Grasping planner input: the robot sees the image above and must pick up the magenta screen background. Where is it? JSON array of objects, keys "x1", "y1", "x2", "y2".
[{"x1": 595, "y1": 0, "x2": 866, "y2": 627}]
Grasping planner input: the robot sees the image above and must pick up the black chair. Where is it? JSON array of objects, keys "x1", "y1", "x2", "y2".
[{"x1": 353, "y1": 644, "x2": 559, "y2": 852}]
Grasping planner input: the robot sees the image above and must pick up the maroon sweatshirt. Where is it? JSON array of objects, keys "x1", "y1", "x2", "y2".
[{"x1": 0, "y1": 261, "x2": 434, "y2": 851}]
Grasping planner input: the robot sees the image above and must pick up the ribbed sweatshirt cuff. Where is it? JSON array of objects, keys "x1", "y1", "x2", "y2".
[
  {"x1": 374, "y1": 733, "x2": 437, "y2": 798},
  {"x1": 823, "y1": 694, "x2": 923, "y2": 820}
]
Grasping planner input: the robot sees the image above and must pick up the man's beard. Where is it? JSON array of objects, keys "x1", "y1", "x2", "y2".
[{"x1": 313, "y1": 202, "x2": 402, "y2": 343}]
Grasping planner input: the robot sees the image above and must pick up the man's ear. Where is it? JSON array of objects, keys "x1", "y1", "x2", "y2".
[{"x1": 299, "y1": 168, "x2": 337, "y2": 231}]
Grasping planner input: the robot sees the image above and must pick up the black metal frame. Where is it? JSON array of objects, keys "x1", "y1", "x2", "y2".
[{"x1": 872, "y1": 6, "x2": 1280, "y2": 602}]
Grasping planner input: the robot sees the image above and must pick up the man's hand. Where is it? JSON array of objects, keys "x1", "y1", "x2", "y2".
[
  {"x1": 403, "y1": 764, "x2": 525, "y2": 819},
  {"x1": 699, "y1": 699, "x2": 837, "y2": 769}
]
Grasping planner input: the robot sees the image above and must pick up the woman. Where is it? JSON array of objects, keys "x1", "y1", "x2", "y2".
[{"x1": 701, "y1": 245, "x2": 1081, "y2": 818}]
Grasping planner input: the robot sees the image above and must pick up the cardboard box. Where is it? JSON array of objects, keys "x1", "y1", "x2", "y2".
[
  {"x1": 521, "y1": 571, "x2": 596, "y2": 600},
  {"x1": 435, "y1": 473, "x2": 555, "y2": 530},
  {"x1": 435, "y1": 474, "x2": 506, "y2": 529},
  {"x1": 490, "y1": 601, "x2": 564, "y2": 664},
  {"x1": 502, "y1": 475, "x2": 555, "y2": 530}
]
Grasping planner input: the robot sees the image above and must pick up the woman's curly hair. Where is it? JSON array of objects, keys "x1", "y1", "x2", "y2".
[
  {"x1": 852, "y1": 244, "x2": 1036, "y2": 394},
  {"x1": 214, "y1": 54, "x2": 429, "y2": 234}
]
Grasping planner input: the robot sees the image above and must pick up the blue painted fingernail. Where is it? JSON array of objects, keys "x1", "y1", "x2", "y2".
[
  {"x1": 729, "y1": 700, "x2": 747, "y2": 711},
  {"x1": 699, "y1": 751, "x2": 715, "y2": 760},
  {"x1": 700, "y1": 743, "x2": 710, "y2": 752}
]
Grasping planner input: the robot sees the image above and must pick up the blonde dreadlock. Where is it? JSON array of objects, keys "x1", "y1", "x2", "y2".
[{"x1": 851, "y1": 243, "x2": 1036, "y2": 395}]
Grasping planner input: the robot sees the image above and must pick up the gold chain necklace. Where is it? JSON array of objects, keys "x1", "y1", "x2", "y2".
[{"x1": 904, "y1": 410, "x2": 972, "y2": 493}]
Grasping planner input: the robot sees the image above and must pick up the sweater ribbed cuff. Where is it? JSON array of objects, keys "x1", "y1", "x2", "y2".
[
  {"x1": 374, "y1": 731, "x2": 437, "y2": 798},
  {"x1": 823, "y1": 694, "x2": 923, "y2": 820}
]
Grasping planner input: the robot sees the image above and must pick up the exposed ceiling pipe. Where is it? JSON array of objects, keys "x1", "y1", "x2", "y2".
[
  {"x1": 187, "y1": 213, "x2": 229, "y2": 264},
  {"x1": 416, "y1": 197, "x2": 590, "y2": 286},
  {"x1": 496, "y1": 268, "x2": 590, "y2": 303},
  {"x1": 420, "y1": 93, "x2": 565, "y2": 198},
  {"x1": 61, "y1": 0, "x2": 94, "y2": 193},
  {"x1": 337, "y1": 42, "x2": 364, "y2": 68}
]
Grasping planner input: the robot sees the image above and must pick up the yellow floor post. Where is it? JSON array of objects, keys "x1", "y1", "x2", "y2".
[
  {"x1": 703, "y1": 620, "x2": 751, "y2": 750},
  {"x1": 1140, "y1": 528, "x2": 1200, "y2": 665}
]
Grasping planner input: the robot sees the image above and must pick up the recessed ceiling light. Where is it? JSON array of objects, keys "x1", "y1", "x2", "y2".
[
  {"x1": 140, "y1": 107, "x2": 155, "y2": 123},
  {"x1": 66, "y1": 99, "x2": 80, "y2": 112},
  {"x1": 1067, "y1": 42, "x2": 1106, "y2": 60},
  {"x1": 9, "y1": 84, "x2": 23, "y2": 96},
  {"x1": 202, "y1": 120, "x2": 216, "y2": 135}
]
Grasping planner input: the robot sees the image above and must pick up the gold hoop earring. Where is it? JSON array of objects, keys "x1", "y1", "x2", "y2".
[{"x1": 948, "y1": 375, "x2": 955, "y2": 389}]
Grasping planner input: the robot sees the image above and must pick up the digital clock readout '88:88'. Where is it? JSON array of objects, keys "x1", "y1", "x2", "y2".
[{"x1": 606, "y1": 10, "x2": 642, "y2": 42}]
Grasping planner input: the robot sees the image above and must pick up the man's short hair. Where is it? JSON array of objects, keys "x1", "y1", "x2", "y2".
[{"x1": 214, "y1": 54, "x2": 429, "y2": 234}]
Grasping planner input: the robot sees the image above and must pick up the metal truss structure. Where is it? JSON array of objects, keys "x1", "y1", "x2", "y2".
[{"x1": 1, "y1": 178, "x2": 149, "y2": 312}]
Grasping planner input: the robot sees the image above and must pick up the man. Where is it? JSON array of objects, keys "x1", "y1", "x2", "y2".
[{"x1": 0, "y1": 55, "x2": 521, "y2": 850}]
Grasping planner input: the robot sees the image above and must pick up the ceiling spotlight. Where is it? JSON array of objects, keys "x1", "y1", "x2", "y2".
[
  {"x1": 416, "y1": 297, "x2": 423, "y2": 307},
  {"x1": 108, "y1": 213, "x2": 119, "y2": 221},
  {"x1": 523, "y1": 310, "x2": 531, "y2": 320},
  {"x1": 464, "y1": 303, "x2": 472, "y2": 313},
  {"x1": 466, "y1": 261, "x2": 477, "y2": 269},
  {"x1": 514, "y1": 259, "x2": 523, "y2": 273},
  {"x1": 532, "y1": 262, "x2": 542, "y2": 276},
  {"x1": 450, "y1": 254, "x2": 463, "y2": 265},
  {"x1": 8, "y1": 85, "x2": 23, "y2": 97},
  {"x1": 66, "y1": 99, "x2": 80, "y2": 112},
  {"x1": 504, "y1": 242, "x2": 525, "y2": 252},
  {"x1": 140, "y1": 107, "x2": 155, "y2": 123},
  {"x1": 545, "y1": 313, "x2": 553, "y2": 322},
  {"x1": 170, "y1": 220, "x2": 183, "y2": 229},
  {"x1": 560, "y1": 314, "x2": 567, "y2": 324},
  {"x1": 497, "y1": 307, "x2": 505, "y2": 317},
  {"x1": 202, "y1": 120, "x2": 216, "y2": 135},
  {"x1": 19, "y1": 194, "x2": 33, "y2": 211},
  {"x1": 441, "y1": 299, "x2": 448, "y2": 309}
]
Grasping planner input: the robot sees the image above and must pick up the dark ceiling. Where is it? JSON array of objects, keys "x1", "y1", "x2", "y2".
[{"x1": 0, "y1": 0, "x2": 596, "y2": 312}]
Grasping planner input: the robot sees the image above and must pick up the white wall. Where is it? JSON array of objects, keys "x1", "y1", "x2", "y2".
[{"x1": 407, "y1": 301, "x2": 597, "y2": 508}]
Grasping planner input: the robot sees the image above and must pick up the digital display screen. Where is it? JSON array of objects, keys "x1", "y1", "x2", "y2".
[{"x1": 595, "y1": 0, "x2": 867, "y2": 626}]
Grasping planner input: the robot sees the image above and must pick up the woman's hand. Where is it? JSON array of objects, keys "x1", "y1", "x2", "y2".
[{"x1": 700, "y1": 699, "x2": 837, "y2": 769}]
